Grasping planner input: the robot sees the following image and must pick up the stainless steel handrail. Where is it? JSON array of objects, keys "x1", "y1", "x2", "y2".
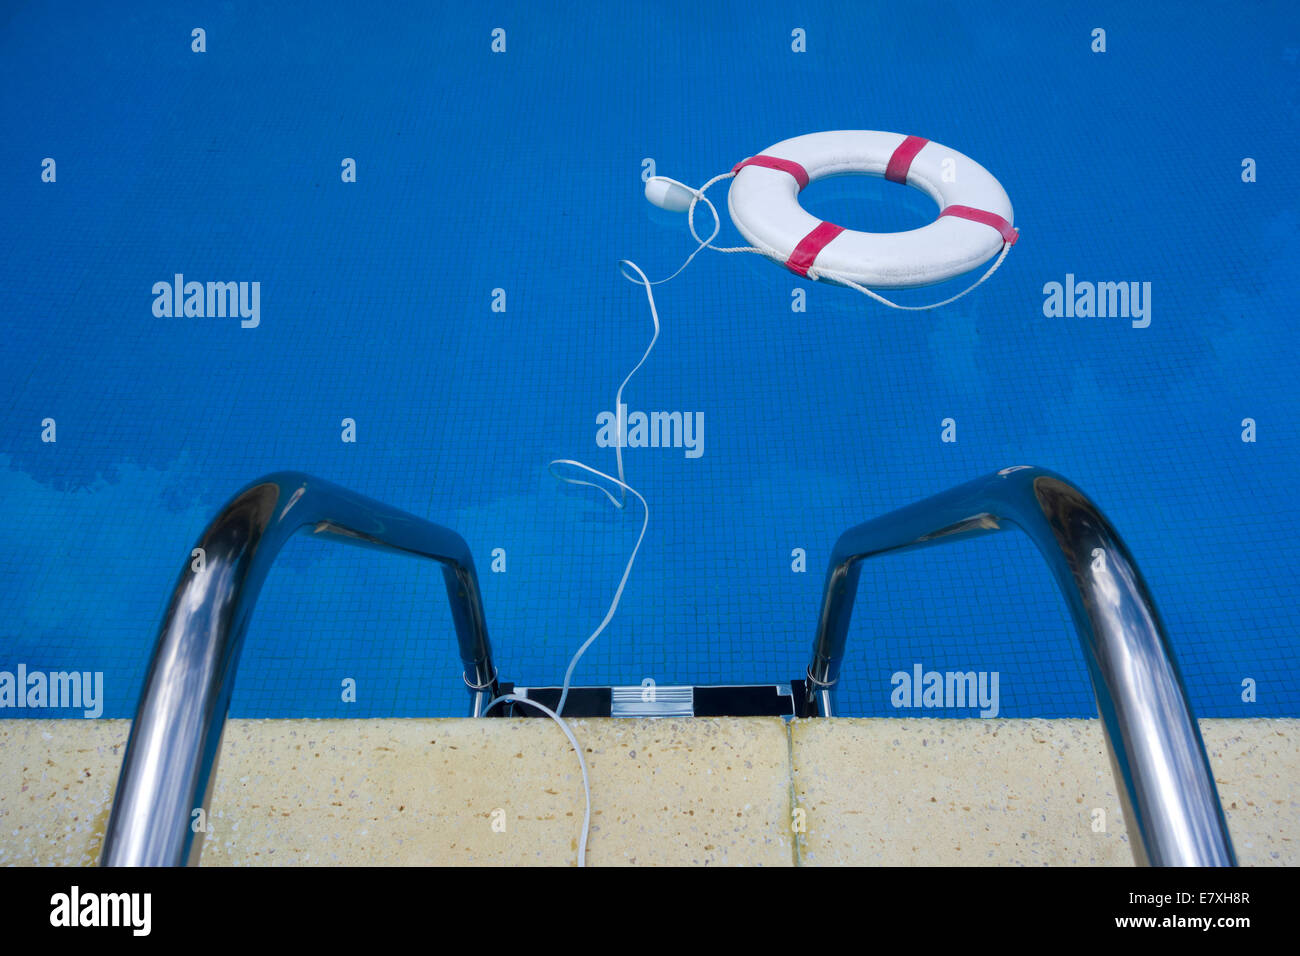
[
  {"x1": 804, "y1": 466, "x2": 1234, "y2": 867},
  {"x1": 101, "y1": 472, "x2": 498, "y2": 867}
]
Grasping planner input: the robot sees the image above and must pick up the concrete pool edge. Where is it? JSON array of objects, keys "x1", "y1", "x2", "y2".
[{"x1": 0, "y1": 717, "x2": 1294, "y2": 866}]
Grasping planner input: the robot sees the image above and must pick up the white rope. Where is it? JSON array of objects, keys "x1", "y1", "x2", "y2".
[
  {"x1": 501, "y1": 167, "x2": 1013, "y2": 868},
  {"x1": 509, "y1": 166, "x2": 1014, "y2": 868},
  {"x1": 630, "y1": 174, "x2": 762, "y2": 289},
  {"x1": 547, "y1": 459, "x2": 649, "y2": 718},
  {"x1": 810, "y1": 237, "x2": 1014, "y2": 310},
  {"x1": 607, "y1": 261, "x2": 661, "y2": 507},
  {"x1": 482, "y1": 692, "x2": 592, "y2": 866},
  {"x1": 641, "y1": 170, "x2": 1016, "y2": 311},
  {"x1": 493, "y1": 460, "x2": 646, "y2": 869},
  {"x1": 502, "y1": 262, "x2": 660, "y2": 868}
]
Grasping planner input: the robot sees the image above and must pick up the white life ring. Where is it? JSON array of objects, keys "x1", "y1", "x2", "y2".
[{"x1": 726, "y1": 130, "x2": 1017, "y2": 289}]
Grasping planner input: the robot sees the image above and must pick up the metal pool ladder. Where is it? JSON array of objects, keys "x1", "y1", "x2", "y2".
[
  {"x1": 100, "y1": 473, "x2": 499, "y2": 867},
  {"x1": 102, "y1": 467, "x2": 1234, "y2": 867},
  {"x1": 799, "y1": 465, "x2": 1235, "y2": 867}
]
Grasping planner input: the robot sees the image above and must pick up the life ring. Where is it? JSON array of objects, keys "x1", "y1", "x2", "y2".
[{"x1": 725, "y1": 130, "x2": 1016, "y2": 290}]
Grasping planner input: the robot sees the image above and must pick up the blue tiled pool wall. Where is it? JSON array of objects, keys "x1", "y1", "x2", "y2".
[{"x1": 1, "y1": 2, "x2": 1297, "y2": 719}]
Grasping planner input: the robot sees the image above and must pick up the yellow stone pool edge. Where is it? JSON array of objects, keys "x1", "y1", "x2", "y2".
[{"x1": 0, "y1": 717, "x2": 1294, "y2": 866}]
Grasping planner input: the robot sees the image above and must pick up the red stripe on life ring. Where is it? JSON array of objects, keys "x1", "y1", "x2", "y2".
[
  {"x1": 732, "y1": 155, "x2": 810, "y2": 190},
  {"x1": 786, "y1": 221, "x2": 845, "y2": 276},
  {"x1": 884, "y1": 135, "x2": 929, "y2": 183},
  {"x1": 938, "y1": 205, "x2": 1019, "y2": 244}
]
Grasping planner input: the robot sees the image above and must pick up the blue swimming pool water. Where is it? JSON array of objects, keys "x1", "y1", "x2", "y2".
[{"x1": 2, "y1": 1, "x2": 1297, "y2": 720}]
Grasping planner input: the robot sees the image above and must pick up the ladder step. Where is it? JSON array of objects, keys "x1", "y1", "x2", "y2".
[{"x1": 498, "y1": 681, "x2": 811, "y2": 718}]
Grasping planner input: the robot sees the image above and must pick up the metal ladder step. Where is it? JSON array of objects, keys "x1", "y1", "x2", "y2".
[{"x1": 496, "y1": 681, "x2": 813, "y2": 718}]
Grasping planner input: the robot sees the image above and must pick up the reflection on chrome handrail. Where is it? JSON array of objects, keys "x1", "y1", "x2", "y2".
[
  {"x1": 101, "y1": 472, "x2": 497, "y2": 867},
  {"x1": 805, "y1": 466, "x2": 1234, "y2": 867}
]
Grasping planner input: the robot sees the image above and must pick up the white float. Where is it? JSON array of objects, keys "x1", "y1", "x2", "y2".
[{"x1": 645, "y1": 129, "x2": 1019, "y2": 307}]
